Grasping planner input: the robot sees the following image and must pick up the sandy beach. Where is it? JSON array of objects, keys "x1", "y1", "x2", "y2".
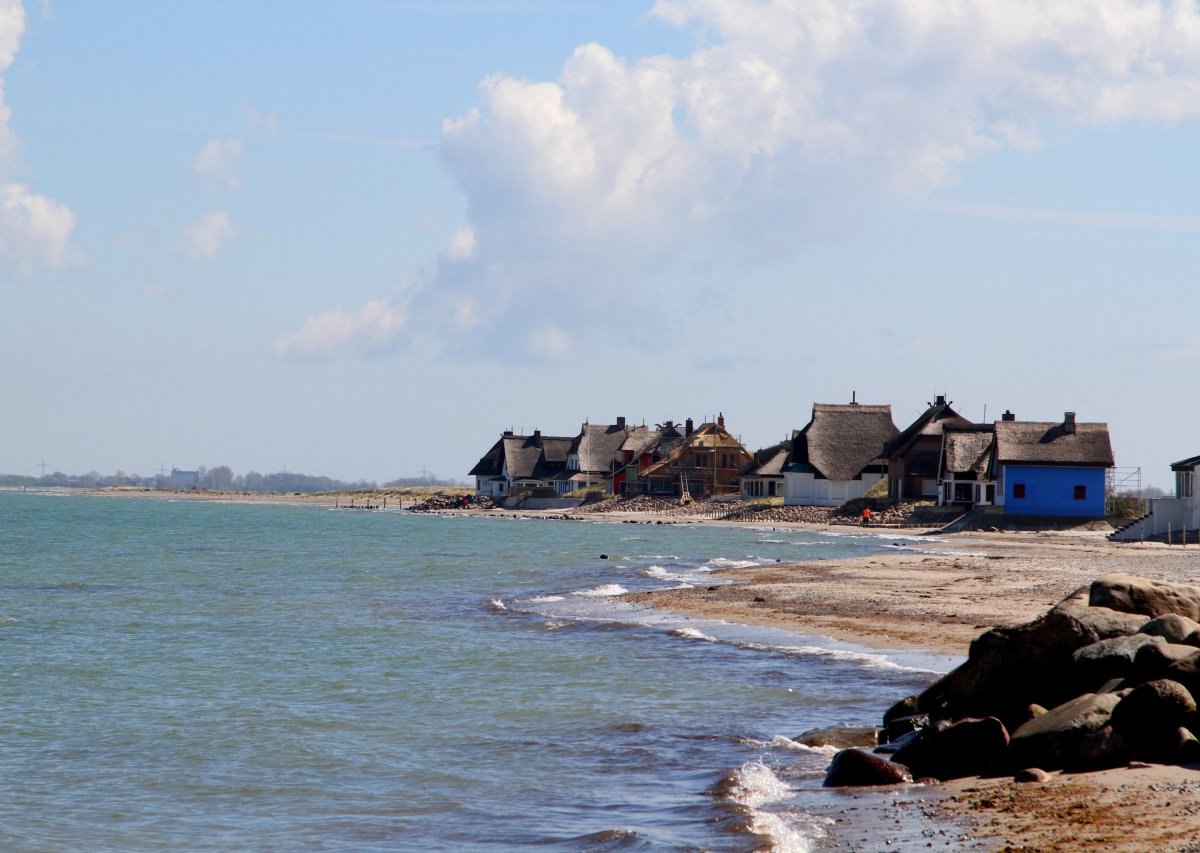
[{"x1": 619, "y1": 524, "x2": 1200, "y2": 851}]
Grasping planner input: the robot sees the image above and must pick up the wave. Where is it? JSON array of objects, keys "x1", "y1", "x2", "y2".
[
  {"x1": 572, "y1": 584, "x2": 629, "y2": 597},
  {"x1": 667, "y1": 627, "x2": 716, "y2": 642},
  {"x1": 487, "y1": 598, "x2": 506, "y2": 611},
  {"x1": 710, "y1": 761, "x2": 816, "y2": 852},
  {"x1": 733, "y1": 640, "x2": 943, "y2": 674},
  {"x1": 526, "y1": 594, "x2": 565, "y2": 603}
]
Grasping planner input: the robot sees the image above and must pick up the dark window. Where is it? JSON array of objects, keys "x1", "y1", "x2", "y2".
[
  {"x1": 1074, "y1": 485, "x2": 1087, "y2": 500},
  {"x1": 1013, "y1": 483, "x2": 1026, "y2": 499}
]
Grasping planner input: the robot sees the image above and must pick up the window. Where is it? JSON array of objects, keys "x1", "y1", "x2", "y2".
[
  {"x1": 1180, "y1": 472, "x2": 1194, "y2": 499},
  {"x1": 695, "y1": 453, "x2": 711, "y2": 467},
  {"x1": 1074, "y1": 485, "x2": 1087, "y2": 500},
  {"x1": 1013, "y1": 483, "x2": 1026, "y2": 499}
]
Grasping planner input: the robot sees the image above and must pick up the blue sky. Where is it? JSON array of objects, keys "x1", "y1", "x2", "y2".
[{"x1": 3, "y1": 0, "x2": 1199, "y2": 488}]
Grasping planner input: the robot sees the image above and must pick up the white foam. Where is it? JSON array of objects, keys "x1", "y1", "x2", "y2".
[
  {"x1": 725, "y1": 761, "x2": 815, "y2": 853},
  {"x1": 668, "y1": 627, "x2": 717, "y2": 642},
  {"x1": 487, "y1": 598, "x2": 506, "y2": 611},
  {"x1": 526, "y1": 594, "x2": 565, "y2": 603},
  {"x1": 573, "y1": 583, "x2": 629, "y2": 597},
  {"x1": 735, "y1": 640, "x2": 943, "y2": 674},
  {"x1": 703, "y1": 557, "x2": 765, "y2": 569}
]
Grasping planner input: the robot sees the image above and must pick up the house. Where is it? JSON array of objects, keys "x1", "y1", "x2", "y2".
[
  {"x1": 551, "y1": 417, "x2": 650, "y2": 495},
  {"x1": 468, "y1": 430, "x2": 574, "y2": 497},
  {"x1": 1111, "y1": 455, "x2": 1200, "y2": 541},
  {"x1": 992, "y1": 411, "x2": 1114, "y2": 517},
  {"x1": 942, "y1": 411, "x2": 1114, "y2": 517},
  {"x1": 737, "y1": 440, "x2": 790, "y2": 499},
  {"x1": 624, "y1": 415, "x2": 753, "y2": 498},
  {"x1": 938, "y1": 424, "x2": 997, "y2": 507},
  {"x1": 884, "y1": 395, "x2": 972, "y2": 500},
  {"x1": 611, "y1": 423, "x2": 669, "y2": 496},
  {"x1": 783, "y1": 402, "x2": 899, "y2": 506}
]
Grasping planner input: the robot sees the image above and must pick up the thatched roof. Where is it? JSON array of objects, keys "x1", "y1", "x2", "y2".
[
  {"x1": 943, "y1": 427, "x2": 995, "y2": 477},
  {"x1": 467, "y1": 432, "x2": 573, "y2": 480},
  {"x1": 793, "y1": 403, "x2": 899, "y2": 481},
  {"x1": 738, "y1": 440, "x2": 791, "y2": 478},
  {"x1": 886, "y1": 400, "x2": 972, "y2": 459},
  {"x1": 993, "y1": 419, "x2": 1114, "y2": 468},
  {"x1": 571, "y1": 423, "x2": 651, "y2": 474}
]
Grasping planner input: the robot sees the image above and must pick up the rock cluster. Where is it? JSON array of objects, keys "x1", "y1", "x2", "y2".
[
  {"x1": 408, "y1": 494, "x2": 496, "y2": 512},
  {"x1": 822, "y1": 575, "x2": 1200, "y2": 787}
]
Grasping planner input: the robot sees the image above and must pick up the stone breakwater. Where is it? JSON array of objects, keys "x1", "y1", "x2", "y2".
[
  {"x1": 576, "y1": 496, "x2": 920, "y2": 526},
  {"x1": 819, "y1": 575, "x2": 1200, "y2": 787}
]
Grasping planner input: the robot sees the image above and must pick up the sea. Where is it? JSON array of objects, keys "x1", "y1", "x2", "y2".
[{"x1": 0, "y1": 490, "x2": 963, "y2": 851}]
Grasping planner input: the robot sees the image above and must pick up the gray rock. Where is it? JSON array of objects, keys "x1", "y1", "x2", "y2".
[
  {"x1": 1111, "y1": 679, "x2": 1197, "y2": 760},
  {"x1": 823, "y1": 748, "x2": 913, "y2": 788},
  {"x1": 1164, "y1": 650, "x2": 1200, "y2": 697},
  {"x1": 795, "y1": 725, "x2": 881, "y2": 750},
  {"x1": 1072, "y1": 634, "x2": 1165, "y2": 689},
  {"x1": 891, "y1": 716, "x2": 1010, "y2": 781},
  {"x1": 1138, "y1": 613, "x2": 1200, "y2": 646},
  {"x1": 1090, "y1": 575, "x2": 1200, "y2": 621},
  {"x1": 1009, "y1": 692, "x2": 1121, "y2": 770},
  {"x1": 1132, "y1": 642, "x2": 1200, "y2": 682},
  {"x1": 883, "y1": 695, "x2": 919, "y2": 727},
  {"x1": 915, "y1": 586, "x2": 1147, "y2": 728},
  {"x1": 885, "y1": 714, "x2": 929, "y2": 742},
  {"x1": 1075, "y1": 724, "x2": 1130, "y2": 770},
  {"x1": 1014, "y1": 767, "x2": 1050, "y2": 783},
  {"x1": 1176, "y1": 727, "x2": 1200, "y2": 763}
]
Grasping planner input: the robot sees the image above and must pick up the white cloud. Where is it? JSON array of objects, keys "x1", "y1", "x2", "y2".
[
  {"x1": 0, "y1": 0, "x2": 77, "y2": 277},
  {"x1": 299, "y1": 0, "x2": 1200, "y2": 361},
  {"x1": 179, "y1": 211, "x2": 235, "y2": 260},
  {"x1": 193, "y1": 138, "x2": 244, "y2": 190},
  {"x1": 274, "y1": 297, "x2": 409, "y2": 359},
  {"x1": 445, "y1": 224, "x2": 478, "y2": 260},
  {"x1": 0, "y1": 182, "x2": 76, "y2": 273}
]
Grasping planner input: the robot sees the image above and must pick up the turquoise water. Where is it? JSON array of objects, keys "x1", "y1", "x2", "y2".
[{"x1": 0, "y1": 491, "x2": 953, "y2": 850}]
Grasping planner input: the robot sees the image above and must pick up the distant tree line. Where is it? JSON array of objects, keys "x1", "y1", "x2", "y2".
[{"x1": 0, "y1": 467, "x2": 464, "y2": 492}]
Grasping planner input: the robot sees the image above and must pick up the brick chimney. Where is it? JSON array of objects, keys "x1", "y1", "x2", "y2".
[
  {"x1": 616, "y1": 416, "x2": 626, "y2": 429},
  {"x1": 533, "y1": 429, "x2": 541, "y2": 443},
  {"x1": 685, "y1": 418, "x2": 694, "y2": 436},
  {"x1": 1002, "y1": 410, "x2": 1016, "y2": 422},
  {"x1": 1064, "y1": 412, "x2": 1076, "y2": 434},
  {"x1": 935, "y1": 394, "x2": 946, "y2": 406},
  {"x1": 717, "y1": 412, "x2": 725, "y2": 428}
]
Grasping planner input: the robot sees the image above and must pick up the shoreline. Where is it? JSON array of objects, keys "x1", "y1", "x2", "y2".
[
  {"x1": 618, "y1": 530, "x2": 1200, "y2": 850},
  {"x1": 21, "y1": 487, "x2": 1200, "y2": 848}
]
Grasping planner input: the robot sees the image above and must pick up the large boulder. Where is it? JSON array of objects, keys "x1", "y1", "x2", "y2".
[
  {"x1": 1071, "y1": 634, "x2": 1165, "y2": 690},
  {"x1": 1132, "y1": 641, "x2": 1200, "y2": 683},
  {"x1": 1110, "y1": 679, "x2": 1197, "y2": 761},
  {"x1": 1090, "y1": 575, "x2": 1200, "y2": 621},
  {"x1": 914, "y1": 586, "x2": 1147, "y2": 728},
  {"x1": 1008, "y1": 692, "x2": 1121, "y2": 770},
  {"x1": 823, "y1": 748, "x2": 913, "y2": 787},
  {"x1": 890, "y1": 716, "x2": 1010, "y2": 781},
  {"x1": 1139, "y1": 614, "x2": 1200, "y2": 647},
  {"x1": 1163, "y1": 650, "x2": 1200, "y2": 697}
]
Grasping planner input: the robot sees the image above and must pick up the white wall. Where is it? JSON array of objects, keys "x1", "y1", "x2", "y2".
[{"x1": 783, "y1": 472, "x2": 883, "y2": 506}]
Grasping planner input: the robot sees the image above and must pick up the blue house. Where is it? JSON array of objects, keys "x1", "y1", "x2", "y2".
[{"x1": 992, "y1": 412, "x2": 1114, "y2": 517}]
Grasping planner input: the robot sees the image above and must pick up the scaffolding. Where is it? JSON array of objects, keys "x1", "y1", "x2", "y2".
[{"x1": 1106, "y1": 467, "x2": 1142, "y2": 496}]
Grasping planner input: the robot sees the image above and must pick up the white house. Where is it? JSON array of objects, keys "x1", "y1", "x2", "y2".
[{"x1": 782, "y1": 403, "x2": 899, "y2": 506}]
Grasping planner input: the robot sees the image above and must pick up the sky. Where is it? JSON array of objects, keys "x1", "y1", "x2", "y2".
[{"x1": 3, "y1": 0, "x2": 1200, "y2": 488}]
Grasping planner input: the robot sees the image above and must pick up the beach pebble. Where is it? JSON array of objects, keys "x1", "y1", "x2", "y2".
[{"x1": 1014, "y1": 767, "x2": 1050, "y2": 783}]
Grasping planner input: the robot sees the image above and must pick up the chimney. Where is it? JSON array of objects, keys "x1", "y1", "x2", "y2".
[
  {"x1": 935, "y1": 394, "x2": 946, "y2": 406},
  {"x1": 685, "y1": 418, "x2": 694, "y2": 436},
  {"x1": 503, "y1": 430, "x2": 514, "y2": 436},
  {"x1": 1064, "y1": 412, "x2": 1076, "y2": 434},
  {"x1": 1001, "y1": 410, "x2": 1015, "y2": 422},
  {"x1": 717, "y1": 412, "x2": 725, "y2": 428},
  {"x1": 851, "y1": 391, "x2": 857, "y2": 405},
  {"x1": 533, "y1": 429, "x2": 542, "y2": 442},
  {"x1": 616, "y1": 416, "x2": 626, "y2": 429}
]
